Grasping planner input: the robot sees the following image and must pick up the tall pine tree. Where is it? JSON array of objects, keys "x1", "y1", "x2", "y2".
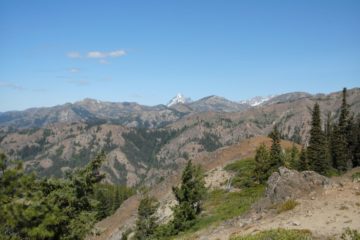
[
  {"x1": 307, "y1": 103, "x2": 330, "y2": 174},
  {"x1": 171, "y1": 160, "x2": 206, "y2": 233},
  {"x1": 134, "y1": 195, "x2": 159, "y2": 240},
  {"x1": 254, "y1": 144, "x2": 270, "y2": 184},
  {"x1": 353, "y1": 115, "x2": 360, "y2": 167},
  {"x1": 331, "y1": 88, "x2": 352, "y2": 171},
  {"x1": 268, "y1": 126, "x2": 284, "y2": 173},
  {"x1": 298, "y1": 146, "x2": 309, "y2": 171}
]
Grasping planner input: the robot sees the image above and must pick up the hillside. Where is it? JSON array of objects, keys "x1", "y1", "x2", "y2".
[
  {"x1": 87, "y1": 136, "x2": 299, "y2": 240},
  {"x1": 0, "y1": 88, "x2": 359, "y2": 186}
]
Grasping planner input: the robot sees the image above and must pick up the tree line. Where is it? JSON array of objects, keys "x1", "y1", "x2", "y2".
[{"x1": 254, "y1": 88, "x2": 360, "y2": 182}]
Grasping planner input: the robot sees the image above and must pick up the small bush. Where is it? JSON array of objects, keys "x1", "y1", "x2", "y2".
[
  {"x1": 341, "y1": 228, "x2": 360, "y2": 240},
  {"x1": 224, "y1": 158, "x2": 257, "y2": 188},
  {"x1": 276, "y1": 199, "x2": 299, "y2": 213},
  {"x1": 352, "y1": 172, "x2": 360, "y2": 182},
  {"x1": 231, "y1": 228, "x2": 313, "y2": 240}
]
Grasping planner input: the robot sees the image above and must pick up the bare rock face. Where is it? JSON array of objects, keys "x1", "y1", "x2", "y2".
[{"x1": 265, "y1": 167, "x2": 331, "y2": 203}]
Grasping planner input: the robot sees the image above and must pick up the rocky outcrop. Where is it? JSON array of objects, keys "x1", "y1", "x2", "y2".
[{"x1": 265, "y1": 167, "x2": 331, "y2": 203}]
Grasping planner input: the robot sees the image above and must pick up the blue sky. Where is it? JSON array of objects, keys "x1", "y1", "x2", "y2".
[{"x1": 0, "y1": 0, "x2": 359, "y2": 111}]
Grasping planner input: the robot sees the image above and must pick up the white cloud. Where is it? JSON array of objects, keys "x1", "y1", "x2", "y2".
[
  {"x1": 0, "y1": 81, "x2": 26, "y2": 90},
  {"x1": 69, "y1": 68, "x2": 80, "y2": 73},
  {"x1": 86, "y1": 49, "x2": 126, "y2": 59},
  {"x1": 67, "y1": 49, "x2": 126, "y2": 64},
  {"x1": 109, "y1": 50, "x2": 126, "y2": 57},
  {"x1": 87, "y1": 51, "x2": 107, "y2": 58},
  {"x1": 67, "y1": 52, "x2": 81, "y2": 58}
]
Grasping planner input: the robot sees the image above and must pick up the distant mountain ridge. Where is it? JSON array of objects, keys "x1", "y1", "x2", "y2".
[
  {"x1": 0, "y1": 90, "x2": 357, "y2": 129},
  {"x1": 0, "y1": 88, "x2": 359, "y2": 186}
]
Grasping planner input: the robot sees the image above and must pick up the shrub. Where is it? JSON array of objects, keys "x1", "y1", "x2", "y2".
[
  {"x1": 231, "y1": 228, "x2": 313, "y2": 240},
  {"x1": 341, "y1": 228, "x2": 360, "y2": 240},
  {"x1": 276, "y1": 199, "x2": 299, "y2": 213}
]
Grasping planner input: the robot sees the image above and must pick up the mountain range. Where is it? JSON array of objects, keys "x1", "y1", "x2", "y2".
[
  {"x1": 0, "y1": 88, "x2": 359, "y2": 186},
  {"x1": 0, "y1": 92, "x2": 291, "y2": 129}
]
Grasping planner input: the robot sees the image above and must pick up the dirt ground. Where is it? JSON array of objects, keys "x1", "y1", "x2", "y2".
[{"x1": 188, "y1": 168, "x2": 360, "y2": 240}]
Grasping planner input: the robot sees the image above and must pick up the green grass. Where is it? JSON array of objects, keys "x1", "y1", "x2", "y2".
[
  {"x1": 230, "y1": 228, "x2": 313, "y2": 240},
  {"x1": 169, "y1": 159, "x2": 264, "y2": 239},
  {"x1": 224, "y1": 158, "x2": 256, "y2": 188},
  {"x1": 352, "y1": 172, "x2": 360, "y2": 181},
  {"x1": 276, "y1": 199, "x2": 299, "y2": 213},
  {"x1": 172, "y1": 185, "x2": 265, "y2": 239}
]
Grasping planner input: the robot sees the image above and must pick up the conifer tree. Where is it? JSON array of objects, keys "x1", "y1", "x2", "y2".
[
  {"x1": 339, "y1": 88, "x2": 349, "y2": 133},
  {"x1": 113, "y1": 186, "x2": 121, "y2": 212},
  {"x1": 307, "y1": 103, "x2": 330, "y2": 174},
  {"x1": 0, "y1": 152, "x2": 105, "y2": 239},
  {"x1": 298, "y1": 147, "x2": 309, "y2": 171},
  {"x1": 325, "y1": 112, "x2": 333, "y2": 143},
  {"x1": 171, "y1": 160, "x2": 206, "y2": 233},
  {"x1": 289, "y1": 144, "x2": 300, "y2": 169},
  {"x1": 268, "y1": 126, "x2": 284, "y2": 173},
  {"x1": 254, "y1": 144, "x2": 270, "y2": 183},
  {"x1": 331, "y1": 88, "x2": 353, "y2": 171},
  {"x1": 331, "y1": 125, "x2": 349, "y2": 171},
  {"x1": 134, "y1": 195, "x2": 159, "y2": 240},
  {"x1": 353, "y1": 116, "x2": 360, "y2": 167}
]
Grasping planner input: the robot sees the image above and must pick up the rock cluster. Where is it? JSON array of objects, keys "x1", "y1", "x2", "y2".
[{"x1": 265, "y1": 167, "x2": 331, "y2": 203}]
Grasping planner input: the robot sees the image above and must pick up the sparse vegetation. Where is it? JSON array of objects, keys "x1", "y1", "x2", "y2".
[
  {"x1": 276, "y1": 199, "x2": 299, "y2": 213},
  {"x1": 199, "y1": 132, "x2": 223, "y2": 152},
  {"x1": 121, "y1": 128, "x2": 180, "y2": 168},
  {"x1": 94, "y1": 184, "x2": 134, "y2": 219},
  {"x1": 225, "y1": 158, "x2": 257, "y2": 188},
  {"x1": 166, "y1": 185, "x2": 265, "y2": 239},
  {"x1": 230, "y1": 228, "x2": 313, "y2": 240},
  {"x1": 352, "y1": 172, "x2": 360, "y2": 181},
  {"x1": 341, "y1": 228, "x2": 360, "y2": 240},
  {"x1": 134, "y1": 195, "x2": 159, "y2": 240}
]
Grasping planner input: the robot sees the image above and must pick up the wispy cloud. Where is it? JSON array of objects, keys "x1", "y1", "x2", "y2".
[
  {"x1": 69, "y1": 68, "x2": 80, "y2": 73},
  {"x1": 0, "y1": 81, "x2": 26, "y2": 90},
  {"x1": 87, "y1": 51, "x2": 107, "y2": 58},
  {"x1": 87, "y1": 50, "x2": 126, "y2": 58},
  {"x1": 66, "y1": 79, "x2": 90, "y2": 86},
  {"x1": 66, "y1": 49, "x2": 126, "y2": 63},
  {"x1": 67, "y1": 51, "x2": 81, "y2": 58}
]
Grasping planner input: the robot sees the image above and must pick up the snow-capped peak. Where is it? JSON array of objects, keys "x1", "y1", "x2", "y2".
[
  {"x1": 239, "y1": 95, "x2": 276, "y2": 107},
  {"x1": 167, "y1": 93, "x2": 192, "y2": 107}
]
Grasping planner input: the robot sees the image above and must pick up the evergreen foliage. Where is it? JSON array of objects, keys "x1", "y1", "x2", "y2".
[
  {"x1": 121, "y1": 128, "x2": 179, "y2": 168},
  {"x1": 134, "y1": 195, "x2": 159, "y2": 240},
  {"x1": 298, "y1": 147, "x2": 310, "y2": 171},
  {"x1": 171, "y1": 160, "x2": 206, "y2": 234},
  {"x1": 0, "y1": 152, "x2": 110, "y2": 239},
  {"x1": 330, "y1": 125, "x2": 349, "y2": 171},
  {"x1": 353, "y1": 116, "x2": 360, "y2": 167},
  {"x1": 94, "y1": 184, "x2": 134, "y2": 219},
  {"x1": 268, "y1": 126, "x2": 284, "y2": 173},
  {"x1": 330, "y1": 88, "x2": 356, "y2": 171},
  {"x1": 307, "y1": 103, "x2": 330, "y2": 174},
  {"x1": 288, "y1": 144, "x2": 300, "y2": 169},
  {"x1": 254, "y1": 144, "x2": 270, "y2": 184},
  {"x1": 199, "y1": 132, "x2": 223, "y2": 152}
]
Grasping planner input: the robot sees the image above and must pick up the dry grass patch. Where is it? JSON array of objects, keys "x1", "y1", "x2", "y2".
[{"x1": 276, "y1": 199, "x2": 299, "y2": 213}]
